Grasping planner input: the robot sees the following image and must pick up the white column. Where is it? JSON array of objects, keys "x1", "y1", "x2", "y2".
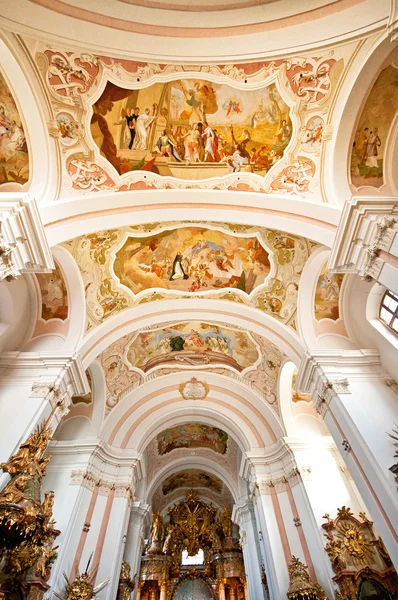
[
  {"x1": 233, "y1": 499, "x2": 266, "y2": 600},
  {"x1": 0, "y1": 352, "x2": 88, "y2": 484},
  {"x1": 297, "y1": 350, "x2": 398, "y2": 570},
  {"x1": 44, "y1": 442, "x2": 140, "y2": 599},
  {"x1": 124, "y1": 501, "x2": 149, "y2": 599}
]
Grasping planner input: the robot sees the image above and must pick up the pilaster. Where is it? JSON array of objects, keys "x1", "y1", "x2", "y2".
[
  {"x1": 0, "y1": 351, "x2": 88, "y2": 465},
  {"x1": 296, "y1": 349, "x2": 398, "y2": 569},
  {"x1": 0, "y1": 193, "x2": 53, "y2": 281}
]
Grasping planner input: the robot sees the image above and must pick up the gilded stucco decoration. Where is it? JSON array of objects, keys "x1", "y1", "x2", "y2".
[
  {"x1": 99, "y1": 318, "x2": 285, "y2": 414},
  {"x1": 34, "y1": 44, "x2": 353, "y2": 201},
  {"x1": 322, "y1": 507, "x2": 398, "y2": 599},
  {"x1": 62, "y1": 221, "x2": 317, "y2": 334}
]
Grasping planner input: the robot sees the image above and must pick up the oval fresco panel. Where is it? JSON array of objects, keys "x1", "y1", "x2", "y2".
[
  {"x1": 113, "y1": 227, "x2": 271, "y2": 295},
  {"x1": 91, "y1": 78, "x2": 292, "y2": 180}
]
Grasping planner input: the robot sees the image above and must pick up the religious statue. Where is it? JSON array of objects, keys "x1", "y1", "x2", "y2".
[
  {"x1": 220, "y1": 510, "x2": 232, "y2": 538},
  {"x1": 287, "y1": 556, "x2": 326, "y2": 600},
  {"x1": 151, "y1": 512, "x2": 163, "y2": 542},
  {"x1": 54, "y1": 567, "x2": 109, "y2": 600},
  {"x1": 0, "y1": 425, "x2": 52, "y2": 478}
]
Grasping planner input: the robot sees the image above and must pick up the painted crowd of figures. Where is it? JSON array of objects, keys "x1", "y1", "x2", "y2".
[{"x1": 0, "y1": 71, "x2": 29, "y2": 185}]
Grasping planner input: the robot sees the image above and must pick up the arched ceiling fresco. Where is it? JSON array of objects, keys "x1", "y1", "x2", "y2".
[
  {"x1": 62, "y1": 221, "x2": 318, "y2": 333},
  {"x1": 0, "y1": 69, "x2": 29, "y2": 187},
  {"x1": 156, "y1": 424, "x2": 229, "y2": 456},
  {"x1": 162, "y1": 469, "x2": 223, "y2": 496},
  {"x1": 31, "y1": 41, "x2": 355, "y2": 201},
  {"x1": 351, "y1": 46, "x2": 398, "y2": 190},
  {"x1": 100, "y1": 321, "x2": 285, "y2": 415},
  {"x1": 125, "y1": 323, "x2": 260, "y2": 373}
]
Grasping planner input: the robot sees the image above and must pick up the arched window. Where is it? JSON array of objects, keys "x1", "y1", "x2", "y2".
[
  {"x1": 181, "y1": 548, "x2": 204, "y2": 566},
  {"x1": 379, "y1": 290, "x2": 398, "y2": 334}
]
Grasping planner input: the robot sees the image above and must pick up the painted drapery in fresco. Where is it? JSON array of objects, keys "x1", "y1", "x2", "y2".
[{"x1": 314, "y1": 263, "x2": 344, "y2": 321}]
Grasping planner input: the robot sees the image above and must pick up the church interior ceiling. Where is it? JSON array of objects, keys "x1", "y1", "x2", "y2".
[
  {"x1": 100, "y1": 319, "x2": 285, "y2": 415},
  {"x1": 29, "y1": 41, "x2": 356, "y2": 201},
  {"x1": 156, "y1": 424, "x2": 229, "y2": 456},
  {"x1": 314, "y1": 262, "x2": 344, "y2": 322},
  {"x1": 35, "y1": 259, "x2": 69, "y2": 322},
  {"x1": 62, "y1": 221, "x2": 318, "y2": 333},
  {"x1": 161, "y1": 469, "x2": 223, "y2": 496},
  {"x1": 0, "y1": 68, "x2": 29, "y2": 186}
]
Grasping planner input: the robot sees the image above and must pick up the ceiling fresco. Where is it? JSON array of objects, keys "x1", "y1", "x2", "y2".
[
  {"x1": 0, "y1": 69, "x2": 29, "y2": 187},
  {"x1": 34, "y1": 43, "x2": 353, "y2": 200},
  {"x1": 91, "y1": 79, "x2": 292, "y2": 180},
  {"x1": 125, "y1": 322, "x2": 259, "y2": 373},
  {"x1": 36, "y1": 259, "x2": 69, "y2": 321},
  {"x1": 314, "y1": 262, "x2": 344, "y2": 322},
  {"x1": 162, "y1": 469, "x2": 223, "y2": 496},
  {"x1": 100, "y1": 320, "x2": 285, "y2": 415},
  {"x1": 62, "y1": 221, "x2": 318, "y2": 333},
  {"x1": 351, "y1": 47, "x2": 398, "y2": 190},
  {"x1": 113, "y1": 227, "x2": 271, "y2": 295},
  {"x1": 157, "y1": 424, "x2": 229, "y2": 456}
]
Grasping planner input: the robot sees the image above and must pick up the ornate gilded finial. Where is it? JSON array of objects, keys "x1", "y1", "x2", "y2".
[
  {"x1": 287, "y1": 556, "x2": 326, "y2": 600},
  {"x1": 54, "y1": 564, "x2": 109, "y2": 600}
]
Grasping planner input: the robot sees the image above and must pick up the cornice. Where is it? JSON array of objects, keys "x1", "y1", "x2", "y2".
[{"x1": 0, "y1": 193, "x2": 53, "y2": 281}]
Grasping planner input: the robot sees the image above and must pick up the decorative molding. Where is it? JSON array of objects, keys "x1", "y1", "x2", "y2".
[
  {"x1": 385, "y1": 379, "x2": 398, "y2": 394},
  {"x1": 0, "y1": 194, "x2": 54, "y2": 280},
  {"x1": 331, "y1": 378, "x2": 351, "y2": 394},
  {"x1": 71, "y1": 468, "x2": 134, "y2": 500},
  {"x1": 328, "y1": 196, "x2": 398, "y2": 285},
  {"x1": 178, "y1": 377, "x2": 209, "y2": 400}
]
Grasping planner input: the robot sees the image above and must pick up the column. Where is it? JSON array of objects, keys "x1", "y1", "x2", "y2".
[
  {"x1": 0, "y1": 352, "x2": 88, "y2": 485},
  {"x1": 233, "y1": 499, "x2": 266, "y2": 600},
  {"x1": 297, "y1": 350, "x2": 398, "y2": 570},
  {"x1": 159, "y1": 581, "x2": 167, "y2": 600},
  {"x1": 218, "y1": 581, "x2": 226, "y2": 600},
  {"x1": 328, "y1": 197, "x2": 398, "y2": 293},
  {"x1": 124, "y1": 502, "x2": 149, "y2": 599},
  {"x1": 45, "y1": 442, "x2": 140, "y2": 600}
]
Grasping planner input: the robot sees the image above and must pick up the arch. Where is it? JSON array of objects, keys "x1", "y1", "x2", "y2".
[
  {"x1": 146, "y1": 459, "x2": 238, "y2": 503},
  {"x1": 0, "y1": 32, "x2": 59, "y2": 201},
  {"x1": 101, "y1": 372, "x2": 285, "y2": 450},
  {"x1": 41, "y1": 190, "x2": 340, "y2": 248},
  {"x1": 79, "y1": 300, "x2": 303, "y2": 368}
]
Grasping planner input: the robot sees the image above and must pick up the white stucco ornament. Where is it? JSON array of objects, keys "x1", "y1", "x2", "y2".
[{"x1": 179, "y1": 377, "x2": 209, "y2": 400}]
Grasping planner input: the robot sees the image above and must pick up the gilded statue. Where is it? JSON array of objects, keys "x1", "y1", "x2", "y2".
[
  {"x1": 0, "y1": 425, "x2": 52, "y2": 478},
  {"x1": 220, "y1": 510, "x2": 232, "y2": 538},
  {"x1": 120, "y1": 560, "x2": 131, "y2": 579},
  {"x1": 150, "y1": 512, "x2": 163, "y2": 542},
  {"x1": 0, "y1": 473, "x2": 30, "y2": 504},
  {"x1": 287, "y1": 556, "x2": 326, "y2": 600}
]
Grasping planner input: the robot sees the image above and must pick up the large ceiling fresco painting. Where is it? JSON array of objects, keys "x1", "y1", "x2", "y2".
[
  {"x1": 113, "y1": 227, "x2": 271, "y2": 295},
  {"x1": 0, "y1": 70, "x2": 29, "y2": 187},
  {"x1": 35, "y1": 45, "x2": 349, "y2": 199},
  {"x1": 157, "y1": 424, "x2": 228, "y2": 456},
  {"x1": 91, "y1": 79, "x2": 292, "y2": 180},
  {"x1": 62, "y1": 221, "x2": 317, "y2": 332},
  {"x1": 126, "y1": 323, "x2": 259, "y2": 373}
]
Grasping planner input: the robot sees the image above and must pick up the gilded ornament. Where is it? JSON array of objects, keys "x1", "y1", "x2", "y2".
[{"x1": 286, "y1": 556, "x2": 326, "y2": 600}]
